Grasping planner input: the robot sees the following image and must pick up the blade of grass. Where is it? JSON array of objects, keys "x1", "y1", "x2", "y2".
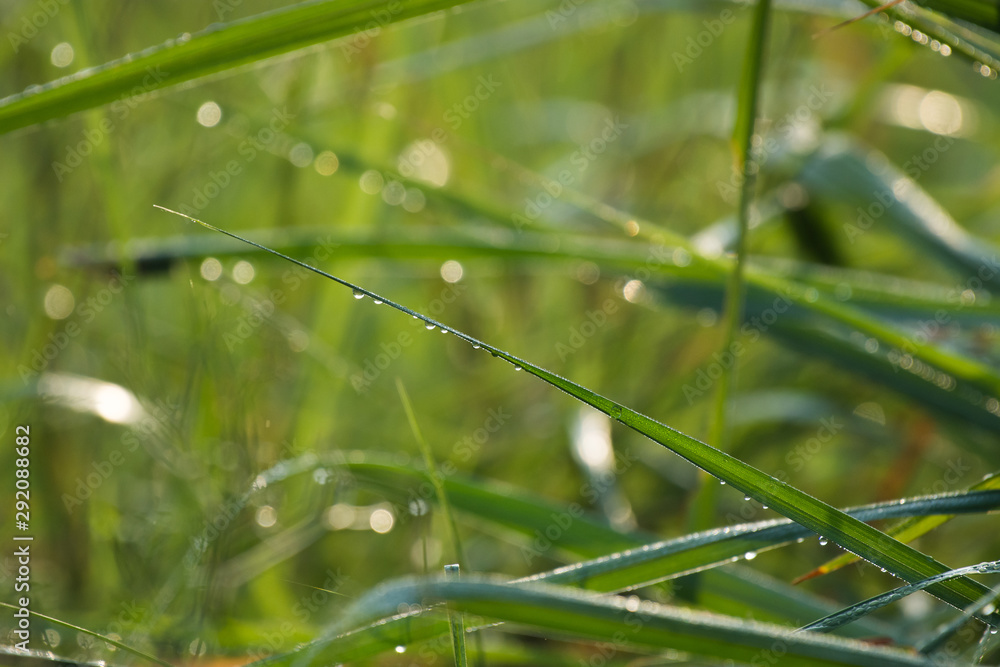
[
  {"x1": 798, "y1": 139, "x2": 1000, "y2": 289},
  {"x1": 244, "y1": 452, "x2": 1000, "y2": 662},
  {"x1": 156, "y1": 205, "x2": 1000, "y2": 628},
  {"x1": 0, "y1": 0, "x2": 477, "y2": 134},
  {"x1": 695, "y1": 0, "x2": 773, "y2": 531},
  {"x1": 801, "y1": 560, "x2": 1000, "y2": 633},
  {"x1": 0, "y1": 601, "x2": 174, "y2": 667},
  {"x1": 312, "y1": 575, "x2": 945, "y2": 667},
  {"x1": 795, "y1": 472, "x2": 1000, "y2": 584},
  {"x1": 396, "y1": 377, "x2": 465, "y2": 567},
  {"x1": 445, "y1": 563, "x2": 469, "y2": 667}
]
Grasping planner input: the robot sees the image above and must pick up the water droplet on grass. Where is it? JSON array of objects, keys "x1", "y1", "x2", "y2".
[
  {"x1": 352, "y1": 289, "x2": 364, "y2": 300},
  {"x1": 472, "y1": 344, "x2": 481, "y2": 350},
  {"x1": 514, "y1": 365, "x2": 522, "y2": 371},
  {"x1": 743, "y1": 495, "x2": 751, "y2": 501},
  {"x1": 744, "y1": 551, "x2": 757, "y2": 560},
  {"x1": 373, "y1": 299, "x2": 383, "y2": 305},
  {"x1": 819, "y1": 537, "x2": 828, "y2": 546},
  {"x1": 761, "y1": 504, "x2": 768, "y2": 509},
  {"x1": 425, "y1": 323, "x2": 436, "y2": 331},
  {"x1": 395, "y1": 645, "x2": 406, "y2": 653},
  {"x1": 719, "y1": 480, "x2": 726, "y2": 485}
]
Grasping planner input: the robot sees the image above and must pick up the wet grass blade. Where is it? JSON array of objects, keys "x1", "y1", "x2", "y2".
[
  {"x1": 316, "y1": 575, "x2": 945, "y2": 667},
  {"x1": 0, "y1": 601, "x2": 174, "y2": 667},
  {"x1": 796, "y1": 472, "x2": 1000, "y2": 584},
  {"x1": 801, "y1": 561, "x2": 1000, "y2": 633},
  {"x1": 0, "y1": 0, "x2": 476, "y2": 135},
  {"x1": 244, "y1": 453, "x2": 1000, "y2": 663},
  {"x1": 156, "y1": 206, "x2": 1000, "y2": 628}
]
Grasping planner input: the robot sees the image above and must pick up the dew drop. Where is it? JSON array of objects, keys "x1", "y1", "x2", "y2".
[
  {"x1": 440, "y1": 328, "x2": 448, "y2": 334},
  {"x1": 514, "y1": 365, "x2": 523, "y2": 371},
  {"x1": 719, "y1": 480, "x2": 726, "y2": 485},
  {"x1": 352, "y1": 289, "x2": 364, "y2": 300},
  {"x1": 990, "y1": 627, "x2": 998, "y2": 635},
  {"x1": 761, "y1": 504, "x2": 768, "y2": 509},
  {"x1": 744, "y1": 551, "x2": 757, "y2": 561},
  {"x1": 373, "y1": 299, "x2": 383, "y2": 305},
  {"x1": 395, "y1": 645, "x2": 406, "y2": 653},
  {"x1": 818, "y1": 537, "x2": 828, "y2": 546},
  {"x1": 880, "y1": 568, "x2": 887, "y2": 573},
  {"x1": 425, "y1": 323, "x2": 436, "y2": 331},
  {"x1": 472, "y1": 344, "x2": 481, "y2": 350},
  {"x1": 744, "y1": 495, "x2": 751, "y2": 501}
]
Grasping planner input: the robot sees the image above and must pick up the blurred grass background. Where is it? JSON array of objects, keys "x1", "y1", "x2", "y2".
[{"x1": 1, "y1": 0, "x2": 1000, "y2": 664}]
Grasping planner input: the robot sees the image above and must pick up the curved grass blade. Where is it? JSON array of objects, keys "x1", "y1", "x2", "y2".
[
  {"x1": 798, "y1": 138, "x2": 1000, "y2": 290},
  {"x1": 0, "y1": 601, "x2": 174, "y2": 667},
  {"x1": 244, "y1": 453, "x2": 1000, "y2": 663},
  {"x1": 156, "y1": 206, "x2": 1000, "y2": 628},
  {"x1": 801, "y1": 560, "x2": 1000, "y2": 633},
  {"x1": 796, "y1": 472, "x2": 1000, "y2": 584},
  {"x1": 339, "y1": 455, "x2": 1000, "y2": 596},
  {"x1": 0, "y1": 0, "x2": 476, "y2": 135},
  {"x1": 312, "y1": 575, "x2": 944, "y2": 667}
]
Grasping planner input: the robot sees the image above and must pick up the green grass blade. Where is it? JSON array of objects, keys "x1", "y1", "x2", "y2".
[
  {"x1": 799, "y1": 138, "x2": 1000, "y2": 288},
  {"x1": 320, "y1": 575, "x2": 945, "y2": 667},
  {"x1": 801, "y1": 561, "x2": 1000, "y2": 633},
  {"x1": 848, "y1": 0, "x2": 1000, "y2": 67},
  {"x1": 0, "y1": 0, "x2": 476, "y2": 135},
  {"x1": 396, "y1": 378, "x2": 465, "y2": 567},
  {"x1": 341, "y1": 455, "x2": 1000, "y2": 598},
  {"x1": 247, "y1": 453, "x2": 1000, "y2": 662},
  {"x1": 0, "y1": 601, "x2": 174, "y2": 667},
  {"x1": 444, "y1": 563, "x2": 469, "y2": 667},
  {"x1": 696, "y1": 0, "x2": 773, "y2": 531},
  {"x1": 800, "y1": 472, "x2": 1000, "y2": 583},
  {"x1": 156, "y1": 207, "x2": 1000, "y2": 628}
]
